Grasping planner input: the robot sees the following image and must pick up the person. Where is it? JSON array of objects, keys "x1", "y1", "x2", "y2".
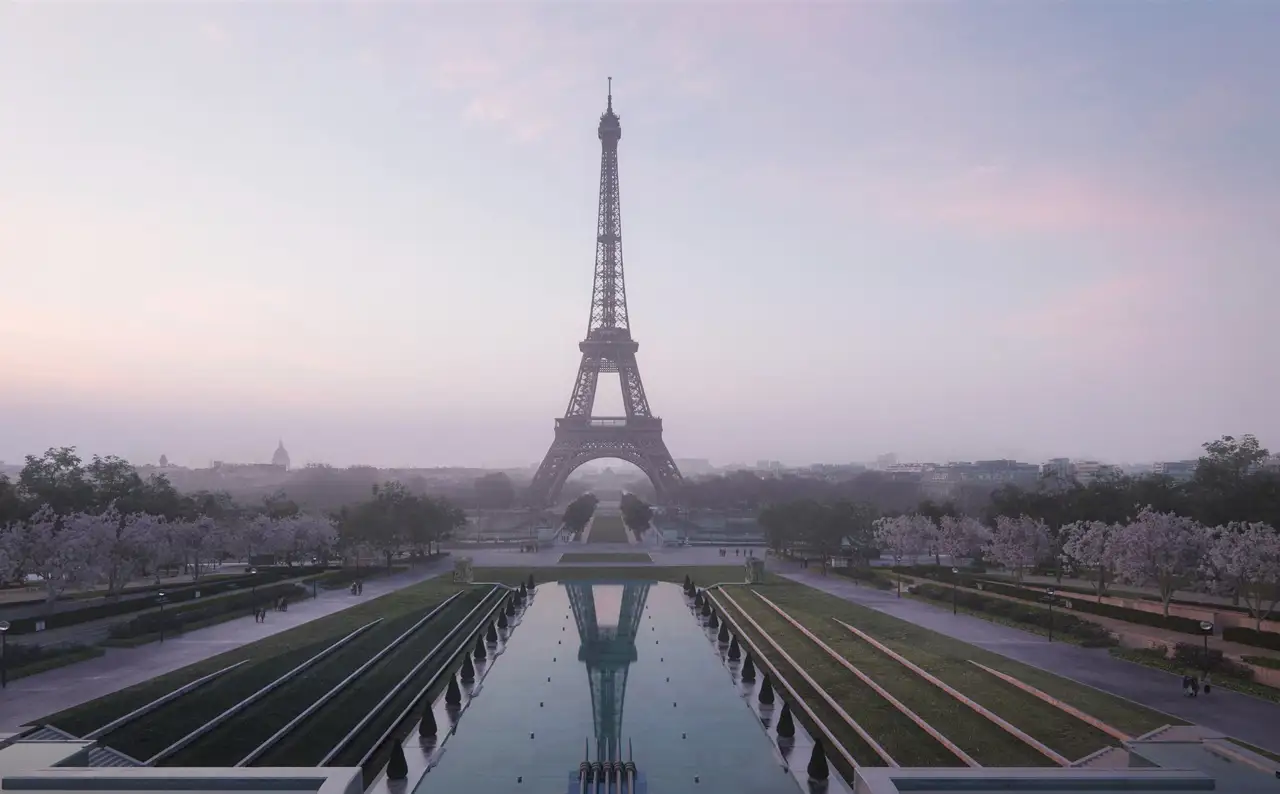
[
  {"x1": 1190, "y1": 675, "x2": 1200, "y2": 698},
  {"x1": 1181, "y1": 674, "x2": 1193, "y2": 697},
  {"x1": 1203, "y1": 672, "x2": 1212, "y2": 695}
]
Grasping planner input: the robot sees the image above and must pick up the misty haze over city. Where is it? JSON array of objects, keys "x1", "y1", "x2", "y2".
[{"x1": 3, "y1": 3, "x2": 1277, "y2": 471}]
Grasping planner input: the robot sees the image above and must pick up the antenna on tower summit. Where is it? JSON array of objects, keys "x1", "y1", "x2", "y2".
[{"x1": 607, "y1": 76, "x2": 612, "y2": 111}]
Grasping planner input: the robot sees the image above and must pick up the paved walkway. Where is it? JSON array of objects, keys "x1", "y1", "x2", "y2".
[
  {"x1": 782, "y1": 570, "x2": 1280, "y2": 755},
  {"x1": 0, "y1": 560, "x2": 451, "y2": 732}
]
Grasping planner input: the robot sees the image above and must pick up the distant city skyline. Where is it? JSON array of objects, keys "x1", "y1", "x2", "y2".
[{"x1": 2, "y1": 4, "x2": 1276, "y2": 472}]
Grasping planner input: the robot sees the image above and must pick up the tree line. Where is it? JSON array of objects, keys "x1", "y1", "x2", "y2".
[
  {"x1": 0, "y1": 447, "x2": 467, "y2": 600},
  {"x1": 756, "y1": 435, "x2": 1280, "y2": 627}
]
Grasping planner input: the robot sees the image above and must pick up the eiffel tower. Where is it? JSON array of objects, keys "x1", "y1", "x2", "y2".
[
  {"x1": 526, "y1": 80, "x2": 683, "y2": 508},
  {"x1": 565, "y1": 582, "x2": 650, "y2": 760}
]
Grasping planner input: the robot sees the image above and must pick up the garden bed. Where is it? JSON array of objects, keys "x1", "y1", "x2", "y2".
[
  {"x1": 558, "y1": 552, "x2": 652, "y2": 563},
  {"x1": 1109, "y1": 646, "x2": 1280, "y2": 704},
  {"x1": 909, "y1": 583, "x2": 1116, "y2": 647}
]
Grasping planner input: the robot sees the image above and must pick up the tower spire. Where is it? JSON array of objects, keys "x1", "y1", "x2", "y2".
[{"x1": 607, "y1": 76, "x2": 612, "y2": 112}]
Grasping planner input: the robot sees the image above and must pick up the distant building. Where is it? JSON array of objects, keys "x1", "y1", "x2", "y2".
[
  {"x1": 272, "y1": 440, "x2": 291, "y2": 471},
  {"x1": 1152, "y1": 460, "x2": 1199, "y2": 482},
  {"x1": 1074, "y1": 460, "x2": 1121, "y2": 484},
  {"x1": 1041, "y1": 458, "x2": 1075, "y2": 480},
  {"x1": 159, "y1": 454, "x2": 169, "y2": 467},
  {"x1": 874, "y1": 453, "x2": 899, "y2": 470},
  {"x1": 674, "y1": 458, "x2": 715, "y2": 476}
]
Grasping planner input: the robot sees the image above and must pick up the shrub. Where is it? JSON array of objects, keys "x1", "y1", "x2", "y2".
[
  {"x1": 6, "y1": 566, "x2": 326, "y2": 636},
  {"x1": 912, "y1": 583, "x2": 1116, "y2": 647},
  {"x1": 107, "y1": 582, "x2": 307, "y2": 639},
  {"x1": 1242, "y1": 655, "x2": 1280, "y2": 671},
  {"x1": 833, "y1": 567, "x2": 894, "y2": 590},
  {"x1": 1224, "y1": 626, "x2": 1280, "y2": 652}
]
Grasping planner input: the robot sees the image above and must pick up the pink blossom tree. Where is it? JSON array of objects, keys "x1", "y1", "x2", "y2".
[
  {"x1": 1060, "y1": 520, "x2": 1117, "y2": 597},
  {"x1": 874, "y1": 515, "x2": 928, "y2": 596},
  {"x1": 174, "y1": 515, "x2": 225, "y2": 581},
  {"x1": 1113, "y1": 507, "x2": 1206, "y2": 616},
  {"x1": 938, "y1": 516, "x2": 989, "y2": 566},
  {"x1": 984, "y1": 515, "x2": 1049, "y2": 582},
  {"x1": 1206, "y1": 522, "x2": 1280, "y2": 629}
]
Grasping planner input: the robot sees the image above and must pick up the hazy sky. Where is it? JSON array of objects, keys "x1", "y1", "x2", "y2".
[{"x1": 2, "y1": 2, "x2": 1277, "y2": 471}]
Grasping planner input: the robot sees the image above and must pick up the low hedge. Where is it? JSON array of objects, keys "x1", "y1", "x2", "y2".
[
  {"x1": 107, "y1": 582, "x2": 308, "y2": 640},
  {"x1": 946, "y1": 576, "x2": 1207, "y2": 636},
  {"x1": 5, "y1": 566, "x2": 327, "y2": 636},
  {"x1": 4, "y1": 642, "x2": 105, "y2": 680},
  {"x1": 912, "y1": 582, "x2": 1116, "y2": 647},
  {"x1": 1224, "y1": 626, "x2": 1280, "y2": 652},
  {"x1": 1242, "y1": 655, "x2": 1280, "y2": 671},
  {"x1": 833, "y1": 566, "x2": 894, "y2": 590},
  {"x1": 307, "y1": 566, "x2": 407, "y2": 591}
]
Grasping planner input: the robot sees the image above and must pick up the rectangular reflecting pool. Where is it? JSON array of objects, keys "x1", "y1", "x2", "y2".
[{"x1": 415, "y1": 581, "x2": 801, "y2": 794}]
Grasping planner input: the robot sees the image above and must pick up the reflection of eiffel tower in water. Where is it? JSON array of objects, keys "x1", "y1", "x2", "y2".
[{"x1": 566, "y1": 582, "x2": 651, "y2": 761}]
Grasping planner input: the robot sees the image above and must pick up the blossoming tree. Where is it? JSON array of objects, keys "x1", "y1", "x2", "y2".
[
  {"x1": 1060, "y1": 520, "x2": 1117, "y2": 597},
  {"x1": 984, "y1": 515, "x2": 1049, "y2": 582},
  {"x1": 1206, "y1": 521, "x2": 1280, "y2": 629},
  {"x1": 1113, "y1": 507, "x2": 1206, "y2": 617}
]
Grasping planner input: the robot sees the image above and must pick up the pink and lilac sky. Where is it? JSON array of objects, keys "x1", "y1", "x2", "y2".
[{"x1": 1, "y1": 2, "x2": 1277, "y2": 470}]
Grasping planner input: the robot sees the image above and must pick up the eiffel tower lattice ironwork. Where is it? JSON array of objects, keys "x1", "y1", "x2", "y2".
[
  {"x1": 526, "y1": 79, "x2": 683, "y2": 508},
  {"x1": 566, "y1": 582, "x2": 650, "y2": 761}
]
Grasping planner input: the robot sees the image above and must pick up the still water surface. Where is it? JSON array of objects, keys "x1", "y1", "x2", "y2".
[{"x1": 415, "y1": 581, "x2": 800, "y2": 794}]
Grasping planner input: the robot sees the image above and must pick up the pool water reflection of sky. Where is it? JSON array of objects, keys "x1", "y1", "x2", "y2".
[{"x1": 416, "y1": 581, "x2": 802, "y2": 794}]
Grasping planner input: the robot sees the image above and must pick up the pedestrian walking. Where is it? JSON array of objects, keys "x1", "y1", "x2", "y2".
[
  {"x1": 1191, "y1": 675, "x2": 1201, "y2": 697},
  {"x1": 1203, "y1": 672, "x2": 1212, "y2": 694},
  {"x1": 1181, "y1": 674, "x2": 1193, "y2": 697}
]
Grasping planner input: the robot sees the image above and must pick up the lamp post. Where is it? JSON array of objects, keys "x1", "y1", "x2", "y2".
[
  {"x1": 951, "y1": 567, "x2": 959, "y2": 615},
  {"x1": 0, "y1": 620, "x2": 10, "y2": 689},
  {"x1": 1200, "y1": 621, "x2": 1214, "y2": 675},
  {"x1": 1046, "y1": 588, "x2": 1056, "y2": 643},
  {"x1": 157, "y1": 592, "x2": 167, "y2": 643}
]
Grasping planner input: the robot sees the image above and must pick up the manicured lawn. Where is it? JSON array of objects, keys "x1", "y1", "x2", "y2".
[
  {"x1": 252, "y1": 588, "x2": 493, "y2": 769},
  {"x1": 161, "y1": 607, "x2": 442, "y2": 766},
  {"x1": 586, "y1": 514, "x2": 631, "y2": 543},
  {"x1": 41, "y1": 577, "x2": 468, "y2": 736},
  {"x1": 716, "y1": 589, "x2": 958, "y2": 767},
  {"x1": 733, "y1": 581, "x2": 1175, "y2": 746},
  {"x1": 558, "y1": 552, "x2": 652, "y2": 563}
]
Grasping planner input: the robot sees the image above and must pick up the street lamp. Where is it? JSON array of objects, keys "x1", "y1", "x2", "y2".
[
  {"x1": 1200, "y1": 621, "x2": 1214, "y2": 675},
  {"x1": 951, "y1": 567, "x2": 959, "y2": 615},
  {"x1": 0, "y1": 620, "x2": 10, "y2": 689},
  {"x1": 157, "y1": 592, "x2": 168, "y2": 643},
  {"x1": 1046, "y1": 588, "x2": 1057, "y2": 643}
]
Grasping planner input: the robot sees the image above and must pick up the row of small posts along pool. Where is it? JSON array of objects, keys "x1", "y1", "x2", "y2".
[{"x1": 397, "y1": 574, "x2": 830, "y2": 794}]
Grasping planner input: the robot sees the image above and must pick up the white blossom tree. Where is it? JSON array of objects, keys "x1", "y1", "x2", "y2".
[
  {"x1": 1060, "y1": 520, "x2": 1117, "y2": 597},
  {"x1": 1206, "y1": 522, "x2": 1280, "y2": 629},
  {"x1": 174, "y1": 515, "x2": 225, "y2": 581},
  {"x1": 1113, "y1": 507, "x2": 1206, "y2": 616},
  {"x1": 984, "y1": 515, "x2": 1050, "y2": 583},
  {"x1": 15, "y1": 506, "x2": 104, "y2": 603},
  {"x1": 938, "y1": 516, "x2": 989, "y2": 567},
  {"x1": 0, "y1": 521, "x2": 20, "y2": 584}
]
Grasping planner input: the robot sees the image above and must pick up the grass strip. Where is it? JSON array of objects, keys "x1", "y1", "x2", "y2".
[
  {"x1": 161, "y1": 607, "x2": 440, "y2": 766},
  {"x1": 731, "y1": 591, "x2": 958, "y2": 766},
  {"x1": 586, "y1": 514, "x2": 631, "y2": 544},
  {"x1": 558, "y1": 552, "x2": 652, "y2": 563},
  {"x1": 759, "y1": 581, "x2": 1174, "y2": 742},
  {"x1": 767, "y1": 584, "x2": 1126, "y2": 762},
  {"x1": 252, "y1": 588, "x2": 490, "y2": 768},
  {"x1": 1226, "y1": 738, "x2": 1280, "y2": 764},
  {"x1": 8, "y1": 646, "x2": 106, "y2": 683},
  {"x1": 713, "y1": 591, "x2": 885, "y2": 771},
  {"x1": 41, "y1": 577, "x2": 467, "y2": 735},
  {"x1": 98, "y1": 636, "x2": 337, "y2": 763},
  {"x1": 739, "y1": 590, "x2": 1050, "y2": 766}
]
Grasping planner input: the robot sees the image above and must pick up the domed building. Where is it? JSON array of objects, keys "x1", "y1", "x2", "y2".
[{"x1": 271, "y1": 439, "x2": 291, "y2": 470}]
